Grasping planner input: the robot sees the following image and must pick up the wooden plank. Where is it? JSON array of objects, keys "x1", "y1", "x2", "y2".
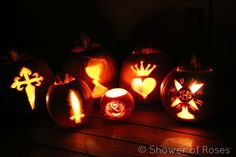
[
  {"x1": 93, "y1": 104, "x2": 234, "y2": 140},
  {"x1": 28, "y1": 125, "x2": 192, "y2": 157},
  {"x1": 23, "y1": 143, "x2": 91, "y2": 157},
  {"x1": 35, "y1": 117, "x2": 234, "y2": 157}
]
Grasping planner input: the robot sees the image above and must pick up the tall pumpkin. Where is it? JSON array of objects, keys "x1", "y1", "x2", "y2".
[
  {"x1": 0, "y1": 50, "x2": 54, "y2": 117},
  {"x1": 119, "y1": 47, "x2": 172, "y2": 104},
  {"x1": 63, "y1": 34, "x2": 117, "y2": 103},
  {"x1": 160, "y1": 55, "x2": 217, "y2": 122}
]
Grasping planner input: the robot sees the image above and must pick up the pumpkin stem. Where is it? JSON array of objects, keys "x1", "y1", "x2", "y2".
[
  {"x1": 54, "y1": 73, "x2": 75, "y2": 85},
  {"x1": 191, "y1": 54, "x2": 200, "y2": 71},
  {"x1": 64, "y1": 73, "x2": 75, "y2": 83},
  {"x1": 79, "y1": 33, "x2": 90, "y2": 49},
  {"x1": 10, "y1": 50, "x2": 20, "y2": 62}
]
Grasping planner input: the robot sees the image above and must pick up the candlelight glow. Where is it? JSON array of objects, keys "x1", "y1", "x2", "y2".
[
  {"x1": 105, "y1": 100, "x2": 126, "y2": 118},
  {"x1": 131, "y1": 78, "x2": 156, "y2": 99},
  {"x1": 85, "y1": 58, "x2": 108, "y2": 98},
  {"x1": 131, "y1": 61, "x2": 156, "y2": 76},
  {"x1": 177, "y1": 106, "x2": 194, "y2": 119},
  {"x1": 174, "y1": 79, "x2": 182, "y2": 91},
  {"x1": 189, "y1": 82, "x2": 204, "y2": 93},
  {"x1": 105, "y1": 88, "x2": 128, "y2": 98},
  {"x1": 68, "y1": 89, "x2": 85, "y2": 123},
  {"x1": 171, "y1": 98, "x2": 181, "y2": 107},
  {"x1": 11, "y1": 67, "x2": 44, "y2": 110},
  {"x1": 130, "y1": 61, "x2": 157, "y2": 99},
  {"x1": 170, "y1": 78, "x2": 204, "y2": 120}
]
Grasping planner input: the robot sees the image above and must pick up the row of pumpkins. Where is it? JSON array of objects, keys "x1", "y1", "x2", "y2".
[{"x1": 0, "y1": 38, "x2": 216, "y2": 127}]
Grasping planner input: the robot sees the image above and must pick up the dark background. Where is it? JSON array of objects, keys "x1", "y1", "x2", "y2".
[{"x1": 0, "y1": 0, "x2": 235, "y2": 113}]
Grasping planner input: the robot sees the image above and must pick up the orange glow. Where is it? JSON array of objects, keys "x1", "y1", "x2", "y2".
[
  {"x1": 189, "y1": 99, "x2": 199, "y2": 111},
  {"x1": 131, "y1": 78, "x2": 156, "y2": 99},
  {"x1": 161, "y1": 137, "x2": 193, "y2": 151},
  {"x1": 130, "y1": 61, "x2": 157, "y2": 99},
  {"x1": 131, "y1": 61, "x2": 156, "y2": 76},
  {"x1": 174, "y1": 79, "x2": 182, "y2": 91},
  {"x1": 68, "y1": 89, "x2": 85, "y2": 123},
  {"x1": 171, "y1": 98, "x2": 181, "y2": 107},
  {"x1": 177, "y1": 106, "x2": 194, "y2": 119},
  {"x1": 189, "y1": 82, "x2": 204, "y2": 93},
  {"x1": 105, "y1": 88, "x2": 127, "y2": 98},
  {"x1": 54, "y1": 73, "x2": 75, "y2": 85},
  {"x1": 11, "y1": 67, "x2": 44, "y2": 110},
  {"x1": 105, "y1": 100, "x2": 126, "y2": 118},
  {"x1": 85, "y1": 58, "x2": 108, "y2": 98},
  {"x1": 170, "y1": 78, "x2": 204, "y2": 120}
]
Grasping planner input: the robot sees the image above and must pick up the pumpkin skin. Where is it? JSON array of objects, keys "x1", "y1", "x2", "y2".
[
  {"x1": 63, "y1": 40, "x2": 117, "y2": 103},
  {"x1": 100, "y1": 88, "x2": 134, "y2": 121},
  {"x1": 160, "y1": 56, "x2": 216, "y2": 122},
  {"x1": 119, "y1": 47, "x2": 172, "y2": 104},
  {"x1": 0, "y1": 51, "x2": 54, "y2": 117},
  {"x1": 46, "y1": 75, "x2": 93, "y2": 128}
]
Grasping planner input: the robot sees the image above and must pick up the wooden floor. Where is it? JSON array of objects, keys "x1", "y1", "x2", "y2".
[{"x1": 1, "y1": 104, "x2": 235, "y2": 157}]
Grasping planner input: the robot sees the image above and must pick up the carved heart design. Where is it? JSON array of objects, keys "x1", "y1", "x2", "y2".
[{"x1": 131, "y1": 77, "x2": 156, "y2": 99}]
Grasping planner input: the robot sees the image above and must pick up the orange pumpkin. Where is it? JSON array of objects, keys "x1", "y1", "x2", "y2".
[
  {"x1": 46, "y1": 74, "x2": 93, "y2": 128},
  {"x1": 0, "y1": 50, "x2": 53, "y2": 117},
  {"x1": 160, "y1": 55, "x2": 217, "y2": 122},
  {"x1": 63, "y1": 34, "x2": 117, "y2": 103},
  {"x1": 119, "y1": 47, "x2": 172, "y2": 104}
]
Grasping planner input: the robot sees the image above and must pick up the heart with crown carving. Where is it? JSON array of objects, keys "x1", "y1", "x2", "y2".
[{"x1": 131, "y1": 77, "x2": 156, "y2": 99}]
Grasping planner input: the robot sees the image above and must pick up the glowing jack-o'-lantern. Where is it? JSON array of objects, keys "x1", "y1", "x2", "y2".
[
  {"x1": 120, "y1": 47, "x2": 172, "y2": 104},
  {"x1": 46, "y1": 74, "x2": 93, "y2": 128},
  {"x1": 63, "y1": 34, "x2": 117, "y2": 102},
  {"x1": 160, "y1": 55, "x2": 216, "y2": 122},
  {"x1": 0, "y1": 50, "x2": 53, "y2": 117},
  {"x1": 100, "y1": 88, "x2": 134, "y2": 120}
]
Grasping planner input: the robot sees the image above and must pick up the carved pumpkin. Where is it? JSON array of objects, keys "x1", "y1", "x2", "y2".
[
  {"x1": 160, "y1": 55, "x2": 216, "y2": 122},
  {"x1": 119, "y1": 47, "x2": 172, "y2": 104},
  {"x1": 63, "y1": 34, "x2": 117, "y2": 102},
  {"x1": 46, "y1": 74, "x2": 93, "y2": 128},
  {"x1": 100, "y1": 88, "x2": 134, "y2": 120},
  {"x1": 0, "y1": 50, "x2": 53, "y2": 117}
]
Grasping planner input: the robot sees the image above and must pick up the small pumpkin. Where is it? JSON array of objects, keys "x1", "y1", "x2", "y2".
[
  {"x1": 0, "y1": 50, "x2": 53, "y2": 117},
  {"x1": 63, "y1": 34, "x2": 117, "y2": 102},
  {"x1": 46, "y1": 74, "x2": 93, "y2": 128},
  {"x1": 119, "y1": 47, "x2": 172, "y2": 104},
  {"x1": 160, "y1": 55, "x2": 216, "y2": 122},
  {"x1": 100, "y1": 88, "x2": 134, "y2": 121}
]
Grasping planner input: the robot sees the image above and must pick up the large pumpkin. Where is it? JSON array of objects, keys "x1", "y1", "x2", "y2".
[
  {"x1": 160, "y1": 55, "x2": 217, "y2": 122},
  {"x1": 46, "y1": 74, "x2": 93, "y2": 128},
  {"x1": 119, "y1": 47, "x2": 172, "y2": 104},
  {"x1": 0, "y1": 50, "x2": 54, "y2": 117},
  {"x1": 63, "y1": 34, "x2": 117, "y2": 102}
]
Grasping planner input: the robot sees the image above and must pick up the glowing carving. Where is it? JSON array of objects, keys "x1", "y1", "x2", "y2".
[
  {"x1": 85, "y1": 58, "x2": 108, "y2": 98},
  {"x1": 131, "y1": 61, "x2": 156, "y2": 76},
  {"x1": 105, "y1": 100, "x2": 126, "y2": 118},
  {"x1": 68, "y1": 89, "x2": 85, "y2": 123},
  {"x1": 130, "y1": 61, "x2": 157, "y2": 99},
  {"x1": 170, "y1": 79, "x2": 204, "y2": 120},
  {"x1": 11, "y1": 67, "x2": 44, "y2": 110},
  {"x1": 105, "y1": 88, "x2": 127, "y2": 98},
  {"x1": 177, "y1": 106, "x2": 194, "y2": 120}
]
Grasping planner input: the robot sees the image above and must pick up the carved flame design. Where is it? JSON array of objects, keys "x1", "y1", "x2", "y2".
[{"x1": 68, "y1": 89, "x2": 85, "y2": 123}]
